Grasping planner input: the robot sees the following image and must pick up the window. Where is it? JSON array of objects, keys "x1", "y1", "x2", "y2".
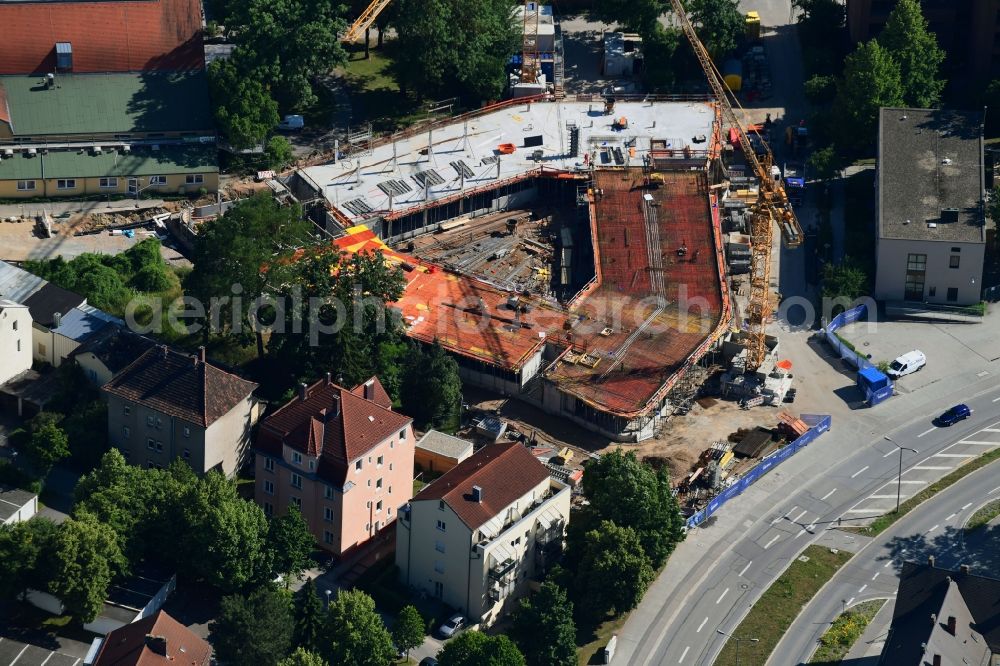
[
  {"x1": 12, "y1": 320, "x2": 16, "y2": 331},
  {"x1": 949, "y1": 255, "x2": 960, "y2": 269},
  {"x1": 37, "y1": 342, "x2": 46, "y2": 356},
  {"x1": 355, "y1": 459, "x2": 362, "y2": 472},
  {"x1": 904, "y1": 253, "x2": 927, "y2": 301},
  {"x1": 263, "y1": 502, "x2": 273, "y2": 516},
  {"x1": 183, "y1": 448, "x2": 190, "y2": 459},
  {"x1": 434, "y1": 560, "x2": 445, "y2": 574},
  {"x1": 377, "y1": 455, "x2": 383, "y2": 467},
  {"x1": 366, "y1": 523, "x2": 371, "y2": 531},
  {"x1": 127, "y1": 178, "x2": 138, "y2": 193},
  {"x1": 324, "y1": 507, "x2": 334, "y2": 522},
  {"x1": 16, "y1": 180, "x2": 35, "y2": 191},
  {"x1": 324, "y1": 531, "x2": 334, "y2": 544},
  {"x1": 389, "y1": 463, "x2": 393, "y2": 471},
  {"x1": 439, "y1": 500, "x2": 446, "y2": 511},
  {"x1": 389, "y1": 486, "x2": 392, "y2": 495},
  {"x1": 123, "y1": 405, "x2": 130, "y2": 416},
  {"x1": 148, "y1": 176, "x2": 167, "y2": 185},
  {"x1": 146, "y1": 460, "x2": 154, "y2": 469},
  {"x1": 387, "y1": 507, "x2": 392, "y2": 516},
  {"x1": 367, "y1": 479, "x2": 372, "y2": 487},
  {"x1": 951, "y1": 247, "x2": 961, "y2": 253},
  {"x1": 183, "y1": 426, "x2": 190, "y2": 438},
  {"x1": 122, "y1": 426, "x2": 130, "y2": 439},
  {"x1": 290, "y1": 496, "x2": 301, "y2": 508},
  {"x1": 324, "y1": 486, "x2": 334, "y2": 500},
  {"x1": 376, "y1": 478, "x2": 383, "y2": 490},
  {"x1": 436, "y1": 520, "x2": 446, "y2": 532},
  {"x1": 147, "y1": 438, "x2": 156, "y2": 450},
  {"x1": 435, "y1": 540, "x2": 446, "y2": 553},
  {"x1": 99, "y1": 177, "x2": 118, "y2": 189},
  {"x1": 906, "y1": 253, "x2": 927, "y2": 271},
  {"x1": 929, "y1": 286, "x2": 937, "y2": 297},
  {"x1": 185, "y1": 174, "x2": 205, "y2": 185},
  {"x1": 147, "y1": 415, "x2": 155, "y2": 427},
  {"x1": 947, "y1": 287, "x2": 958, "y2": 302},
  {"x1": 376, "y1": 500, "x2": 383, "y2": 512},
  {"x1": 291, "y1": 472, "x2": 302, "y2": 489},
  {"x1": 155, "y1": 441, "x2": 163, "y2": 452},
  {"x1": 309, "y1": 460, "x2": 315, "y2": 471},
  {"x1": 156, "y1": 417, "x2": 162, "y2": 428},
  {"x1": 292, "y1": 451, "x2": 302, "y2": 465},
  {"x1": 264, "y1": 480, "x2": 274, "y2": 494},
  {"x1": 399, "y1": 429, "x2": 406, "y2": 440},
  {"x1": 15, "y1": 340, "x2": 19, "y2": 352},
  {"x1": 264, "y1": 457, "x2": 274, "y2": 472},
  {"x1": 56, "y1": 179, "x2": 76, "y2": 190}
]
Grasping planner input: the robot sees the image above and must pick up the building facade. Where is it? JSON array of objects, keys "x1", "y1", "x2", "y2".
[
  {"x1": 414, "y1": 429, "x2": 474, "y2": 475},
  {"x1": 254, "y1": 375, "x2": 415, "y2": 557},
  {"x1": 103, "y1": 346, "x2": 261, "y2": 476},
  {"x1": 396, "y1": 443, "x2": 570, "y2": 627},
  {"x1": 0, "y1": 300, "x2": 31, "y2": 385},
  {"x1": 875, "y1": 108, "x2": 987, "y2": 306}
]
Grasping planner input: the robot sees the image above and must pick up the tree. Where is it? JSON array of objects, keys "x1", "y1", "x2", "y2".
[
  {"x1": 50, "y1": 514, "x2": 127, "y2": 622},
  {"x1": 807, "y1": 145, "x2": 840, "y2": 182},
  {"x1": 0, "y1": 518, "x2": 60, "y2": 601},
  {"x1": 393, "y1": 605, "x2": 425, "y2": 660},
  {"x1": 268, "y1": 507, "x2": 316, "y2": 582},
  {"x1": 589, "y1": 0, "x2": 665, "y2": 35},
  {"x1": 437, "y1": 631, "x2": 526, "y2": 666},
  {"x1": 822, "y1": 259, "x2": 869, "y2": 300},
  {"x1": 400, "y1": 342, "x2": 462, "y2": 431},
  {"x1": 185, "y1": 192, "x2": 314, "y2": 354},
  {"x1": 580, "y1": 449, "x2": 685, "y2": 567},
  {"x1": 208, "y1": 58, "x2": 281, "y2": 150},
  {"x1": 279, "y1": 648, "x2": 328, "y2": 666},
  {"x1": 22, "y1": 414, "x2": 70, "y2": 476},
  {"x1": 293, "y1": 579, "x2": 325, "y2": 653},
  {"x1": 321, "y1": 590, "x2": 395, "y2": 666},
  {"x1": 687, "y1": 0, "x2": 744, "y2": 58},
  {"x1": 642, "y1": 25, "x2": 682, "y2": 90},
  {"x1": 62, "y1": 400, "x2": 109, "y2": 470},
  {"x1": 211, "y1": 585, "x2": 295, "y2": 666},
  {"x1": 575, "y1": 521, "x2": 654, "y2": 620},
  {"x1": 512, "y1": 582, "x2": 576, "y2": 666},
  {"x1": 878, "y1": 0, "x2": 945, "y2": 108},
  {"x1": 266, "y1": 136, "x2": 295, "y2": 170},
  {"x1": 804, "y1": 75, "x2": 837, "y2": 105},
  {"x1": 835, "y1": 40, "x2": 903, "y2": 153}
]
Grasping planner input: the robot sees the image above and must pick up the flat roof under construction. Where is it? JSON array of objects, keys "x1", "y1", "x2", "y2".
[{"x1": 300, "y1": 99, "x2": 718, "y2": 225}]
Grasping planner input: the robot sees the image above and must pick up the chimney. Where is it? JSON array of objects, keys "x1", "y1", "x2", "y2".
[
  {"x1": 52, "y1": 311, "x2": 62, "y2": 328},
  {"x1": 472, "y1": 485, "x2": 483, "y2": 503},
  {"x1": 161, "y1": 344, "x2": 168, "y2": 358},
  {"x1": 932, "y1": 655, "x2": 941, "y2": 666},
  {"x1": 299, "y1": 383, "x2": 308, "y2": 400},
  {"x1": 928, "y1": 555, "x2": 935, "y2": 567},
  {"x1": 364, "y1": 379, "x2": 374, "y2": 401},
  {"x1": 145, "y1": 634, "x2": 167, "y2": 657},
  {"x1": 960, "y1": 564, "x2": 970, "y2": 574},
  {"x1": 326, "y1": 372, "x2": 332, "y2": 385},
  {"x1": 331, "y1": 395, "x2": 341, "y2": 418},
  {"x1": 946, "y1": 616, "x2": 956, "y2": 635},
  {"x1": 198, "y1": 346, "x2": 206, "y2": 363},
  {"x1": 930, "y1": 614, "x2": 937, "y2": 626}
]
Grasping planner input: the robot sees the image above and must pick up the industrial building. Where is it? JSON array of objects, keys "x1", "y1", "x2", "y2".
[{"x1": 293, "y1": 97, "x2": 731, "y2": 441}]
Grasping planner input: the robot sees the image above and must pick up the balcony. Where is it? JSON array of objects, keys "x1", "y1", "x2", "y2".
[{"x1": 488, "y1": 557, "x2": 517, "y2": 584}]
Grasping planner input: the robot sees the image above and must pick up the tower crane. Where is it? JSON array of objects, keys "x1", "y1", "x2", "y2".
[
  {"x1": 666, "y1": 0, "x2": 803, "y2": 372},
  {"x1": 519, "y1": 1, "x2": 542, "y2": 84},
  {"x1": 343, "y1": 0, "x2": 392, "y2": 43}
]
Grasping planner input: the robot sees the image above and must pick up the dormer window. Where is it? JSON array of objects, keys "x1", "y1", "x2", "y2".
[{"x1": 292, "y1": 451, "x2": 302, "y2": 465}]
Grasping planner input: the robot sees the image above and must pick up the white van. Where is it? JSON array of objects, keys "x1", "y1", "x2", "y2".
[
  {"x1": 276, "y1": 114, "x2": 304, "y2": 131},
  {"x1": 886, "y1": 350, "x2": 926, "y2": 379}
]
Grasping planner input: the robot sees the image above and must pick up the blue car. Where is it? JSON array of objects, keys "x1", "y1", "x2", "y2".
[{"x1": 936, "y1": 404, "x2": 972, "y2": 426}]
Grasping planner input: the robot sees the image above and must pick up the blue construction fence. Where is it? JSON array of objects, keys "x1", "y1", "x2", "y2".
[
  {"x1": 822, "y1": 303, "x2": 894, "y2": 406},
  {"x1": 685, "y1": 414, "x2": 832, "y2": 529}
]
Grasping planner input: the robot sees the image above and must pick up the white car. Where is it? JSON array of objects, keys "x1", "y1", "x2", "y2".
[
  {"x1": 437, "y1": 614, "x2": 466, "y2": 638},
  {"x1": 277, "y1": 114, "x2": 304, "y2": 131}
]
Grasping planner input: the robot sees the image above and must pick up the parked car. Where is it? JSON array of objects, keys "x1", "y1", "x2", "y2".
[
  {"x1": 277, "y1": 114, "x2": 304, "y2": 131},
  {"x1": 886, "y1": 350, "x2": 926, "y2": 379},
  {"x1": 935, "y1": 404, "x2": 972, "y2": 426},
  {"x1": 419, "y1": 658, "x2": 439, "y2": 666},
  {"x1": 437, "y1": 614, "x2": 466, "y2": 638}
]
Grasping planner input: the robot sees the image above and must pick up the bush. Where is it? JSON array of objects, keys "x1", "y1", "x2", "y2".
[
  {"x1": 265, "y1": 136, "x2": 294, "y2": 171},
  {"x1": 804, "y1": 75, "x2": 837, "y2": 104},
  {"x1": 131, "y1": 264, "x2": 172, "y2": 292}
]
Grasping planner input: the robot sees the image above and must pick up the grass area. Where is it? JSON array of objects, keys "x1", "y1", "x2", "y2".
[
  {"x1": 965, "y1": 498, "x2": 1000, "y2": 531},
  {"x1": 715, "y1": 545, "x2": 853, "y2": 666},
  {"x1": 856, "y1": 447, "x2": 1000, "y2": 537},
  {"x1": 576, "y1": 614, "x2": 627, "y2": 666},
  {"x1": 810, "y1": 599, "x2": 886, "y2": 664},
  {"x1": 413, "y1": 478, "x2": 427, "y2": 494}
]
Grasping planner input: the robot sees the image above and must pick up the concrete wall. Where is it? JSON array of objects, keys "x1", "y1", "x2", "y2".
[
  {"x1": 414, "y1": 447, "x2": 469, "y2": 475},
  {"x1": 33, "y1": 327, "x2": 81, "y2": 368},
  {"x1": 204, "y1": 395, "x2": 260, "y2": 476},
  {"x1": 75, "y1": 352, "x2": 114, "y2": 387},
  {"x1": 2, "y1": 494, "x2": 37, "y2": 525},
  {"x1": 0, "y1": 305, "x2": 31, "y2": 385},
  {"x1": 875, "y1": 237, "x2": 985, "y2": 305},
  {"x1": 0, "y1": 172, "x2": 219, "y2": 199}
]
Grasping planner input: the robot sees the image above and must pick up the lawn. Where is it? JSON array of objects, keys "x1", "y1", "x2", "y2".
[
  {"x1": 714, "y1": 545, "x2": 853, "y2": 666},
  {"x1": 810, "y1": 598, "x2": 886, "y2": 664},
  {"x1": 965, "y1": 498, "x2": 1000, "y2": 531},
  {"x1": 576, "y1": 614, "x2": 627, "y2": 666}
]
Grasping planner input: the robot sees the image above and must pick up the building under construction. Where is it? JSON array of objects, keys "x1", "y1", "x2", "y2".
[{"x1": 292, "y1": 96, "x2": 734, "y2": 441}]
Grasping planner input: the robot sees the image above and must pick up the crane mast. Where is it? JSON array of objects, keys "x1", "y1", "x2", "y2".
[
  {"x1": 344, "y1": 0, "x2": 393, "y2": 43},
  {"x1": 667, "y1": 0, "x2": 803, "y2": 372}
]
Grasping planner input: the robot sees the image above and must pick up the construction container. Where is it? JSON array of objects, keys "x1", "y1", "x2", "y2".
[{"x1": 723, "y1": 59, "x2": 742, "y2": 92}]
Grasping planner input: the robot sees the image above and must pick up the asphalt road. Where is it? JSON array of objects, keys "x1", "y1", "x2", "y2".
[
  {"x1": 772, "y1": 457, "x2": 1000, "y2": 664},
  {"x1": 614, "y1": 377, "x2": 1000, "y2": 666}
]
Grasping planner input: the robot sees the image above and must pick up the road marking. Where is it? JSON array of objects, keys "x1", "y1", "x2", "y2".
[
  {"x1": 993, "y1": 396, "x2": 1000, "y2": 403},
  {"x1": 820, "y1": 488, "x2": 837, "y2": 501},
  {"x1": 772, "y1": 506, "x2": 798, "y2": 524},
  {"x1": 739, "y1": 561, "x2": 753, "y2": 577},
  {"x1": 872, "y1": 573, "x2": 880, "y2": 580},
  {"x1": 917, "y1": 427, "x2": 937, "y2": 438},
  {"x1": 946, "y1": 513, "x2": 956, "y2": 521},
  {"x1": 933, "y1": 453, "x2": 976, "y2": 458},
  {"x1": 678, "y1": 646, "x2": 690, "y2": 663},
  {"x1": 858, "y1": 584, "x2": 868, "y2": 594},
  {"x1": 980, "y1": 428, "x2": 1000, "y2": 432},
  {"x1": 846, "y1": 597, "x2": 855, "y2": 606},
  {"x1": 871, "y1": 495, "x2": 907, "y2": 499},
  {"x1": 926, "y1": 524, "x2": 939, "y2": 534},
  {"x1": 792, "y1": 509, "x2": 809, "y2": 523},
  {"x1": 883, "y1": 449, "x2": 898, "y2": 458},
  {"x1": 884, "y1": 560, "x2": 893, "y2": 568},
  {"x1": 959, "y1": 440, "x2": 999, "y2": 446},
  {"x1": 793, "y1": 529, "x2": 806, "y2": 539},
  {"x1": 912, "y1": 466, "x2": 950, "y2": 470},
  {"x1": 989, "y1": 486, "x2": 1000, "y2": 495},
  {"x1": 893, "y1": 480, "x2": 929, "y2": 485},
  {"x1": 716, "y1": 588, "x2": 730, "y2": 604},
  {"x1": 845, "y1": 509, "x2": 873, "y2": 513},
  {"x1": 764, "y1": 535, "x2": 781, "y2": 550},
  {"x1": 696, "y1": 617, "x2": 708, "y2": 633},
  {"x1": 851, "y1": 466, "x2": 870, "y2": 479},
  {"x1": 962, "y1": 502, "x2": 973, "y2": 510}
]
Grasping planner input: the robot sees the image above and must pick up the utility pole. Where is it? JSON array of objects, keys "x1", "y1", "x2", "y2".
[
  {"x1": 717, "y1": 629, "x2": 759, "y2": 666},
  {"x1": 884, "y1": 435, "x2": 917, "y2": 513}
]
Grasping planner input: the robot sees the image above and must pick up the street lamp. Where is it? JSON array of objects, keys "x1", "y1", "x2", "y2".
[
  {"x1": 884, "y1": 435, "x2": 917, "y2": 513},
  {"x1": 717, "y1": 629, "x2": 760, "y2": 666},
  {"x1": 324, "y1": 588, "x2": 332, "y2": 608}
]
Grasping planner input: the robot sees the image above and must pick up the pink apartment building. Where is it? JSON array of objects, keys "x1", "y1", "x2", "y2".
[{"x1": 253, "y1": 375, "x2": 415, "y2": 557}]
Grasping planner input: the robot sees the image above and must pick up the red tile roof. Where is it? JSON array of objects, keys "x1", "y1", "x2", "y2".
[
  {"x1": 102, "y1": 346, "x2": 258, "y2": 428},
  {"x1": 93, "y1": 609, "x2": 211, "y2": 666},
  {"x1": 0, "y1": 0, "x2": 204, "y2": 75},
  {"x1": 413, "y1": 442, "x2": 550, "y2": 530},
  {"x1": 257, "y1": 376, "x2": 411, "y2": 485}
]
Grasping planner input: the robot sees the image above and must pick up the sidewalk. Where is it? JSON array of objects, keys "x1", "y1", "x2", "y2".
[{"x1": 842, "y1": 597, "x2": 895, "y2": 664}]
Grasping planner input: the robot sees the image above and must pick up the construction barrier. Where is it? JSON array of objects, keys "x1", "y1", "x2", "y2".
[
  {"x1": 823, "y1": 303, "x2": 894, "y2": 405},
  {"x1": 685, "y1": 413, "x2": 832, "y2": 529}
]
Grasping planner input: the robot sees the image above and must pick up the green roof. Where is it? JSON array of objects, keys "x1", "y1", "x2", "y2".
[
  {"x1": 0, "y1": 145, "x2": 218, "y2": 180},
  {"x1": 0, "y1": 72, "x2": 213, "y2": 136}
]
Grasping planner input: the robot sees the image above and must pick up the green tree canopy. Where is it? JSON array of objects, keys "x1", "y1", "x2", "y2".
[
  {"x1": 687, "y1": 0, "x2": 744, "y2": 58},
  {"x1": 878, "y1": 0, "x2": 945, "y2": 107},
  {"x1": 0, "y1": 518, "x2": 60, "y2": 601},
  {"x1": 50, "y1": 514, "x2": 127, "y2": 623},
  {"x1": 822, "y1": 258, "x2": 869, "y2": 300},
  {"x1": 835, "y1": 40, "x2": 904, "y2": 153},
  {"x1": 512, "y1": 582, "x2": 576, "y2": 666},
  {"x1": 278, "y1": 648, "x2": 328, "y2": 666},
  {"x1": 268, "y1": 507, "x2": 315, "y2": 582},
  {"x1": 210, "y1": 585, "x2": 295, "y2": 666},
  {"x1": 22, "y1": 413, "x2": 70, "y2": 476},
  {"x1": 575, "y1": 520, "x2": 654, "y2": 620},
  {"x1": 589, "y1": 0, "x2": 666, "y2": 34},
  {"x1": 392, "y1": 605, "x2": 425, "y2": 659},
  {"x1": 208, "y1": 58, "x2": 281, "y2": 150},
  {"x1": 437, "y1": 631, "x2": 526, "y2": 666},
  {"x1": 400, "y1": 342, "x2": 462, "y2": 431},
  {"x1": 580, "y1": 449, "x2": 685, "y2": 567},
  {"x1": 321, "y1": 590, "x2": 396, "y2": 666},
  {"x1": 293, "y1": 579, "x2": 325, "y2": 653}
]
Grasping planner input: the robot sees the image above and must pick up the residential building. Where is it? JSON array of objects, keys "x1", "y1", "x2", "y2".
[
  {"x1": 875, "y1": 108, "x2": 986, "y2": 306},
  {"x1": 70, "y1": 327, "x2": 158, "y2": 387},
  {"x1": 880, "y1": 558, "x2": 1000, "y2": 665},
  {"x1": 0, "y1": 485, "x2": 37, "y2": 525},
  {"x1": 254, "y1": 375, "x2": 415, "y2": 557},
  {"x1": 102, "y1": 346, "x2": 261, "y2": 476},
  {"x1": 0, "y1": 300, "x2": 31, "y2": 385},
  {"x1": 415, "y1": 429, "x2": 474, "y2": 475},
  {"x1": 90, "y1": 609, "x2": 211, "y2": 666},
  {"x1": 847, "y1": 0, "x2": 1000, "y2": 82},
  {"x1": 396, "y1": 442, "x2": 571, "y2": 627}
]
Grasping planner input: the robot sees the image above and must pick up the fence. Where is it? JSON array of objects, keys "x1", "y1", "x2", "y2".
[
  {"x1": 822, "y1": 303, "x2": 894, "y2": 405},
  {"x1": 685, "y1": 413, "x2": 832, "y2": 529}
]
